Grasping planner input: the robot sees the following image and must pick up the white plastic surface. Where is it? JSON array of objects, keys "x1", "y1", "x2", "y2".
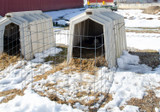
[{"x1": 68, "y1": 9, "x2": 127, "y2": 68}]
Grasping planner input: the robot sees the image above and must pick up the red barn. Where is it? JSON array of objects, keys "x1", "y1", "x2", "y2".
[
  {"x1": 89, "y1": 0, "x2": 114, "y2": 3},
  {"x1": 0, "y1": 0, "x2": 83, "y2": 16}
]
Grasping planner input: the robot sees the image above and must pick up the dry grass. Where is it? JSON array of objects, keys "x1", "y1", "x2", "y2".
[
  {"x1": 33, "y1": 61, "x2": 68, "y2": 82},
  {"x1": 34, "y1": 56, "x2": 107, "y2": 81},
  {"x1": 0, "y1": 53, "x2": 20, "y2": 71},
  {"x1": 0, "y1": 88, "x2": 26, "y2": 104},
  {"x1": 88, "y1": 93, "x2": 113, "y2": 112},
  {"x1": 127, "y1": 90, "x2": 160, "y2": 112},
  {"x1": 44, "y1": 47, "x2": 67, "y2": 64},
  {"x1": 76, "y1": 91, "x2": 88, "y2": 97},
  {"x1": 126, "y1": 29, "x2": 160, "y2": 34},
  {"x1": 64, "y1": 57, "x2": 108, "y2": 75},
  {"x1": 34, "y1": 64, "x2": 42, "y2": 71},
  {"x1": 33, "y1": 80, "x2": 112, "y2": 111},
  {"x1": 35, "y1": 87, "x2": 112, "y2": 112},
  {"x1": 143, "y1": 6, "x2": 160, "y2": 14}
]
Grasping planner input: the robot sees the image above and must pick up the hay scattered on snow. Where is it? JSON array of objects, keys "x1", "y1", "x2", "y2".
[
  {"x1": 64, "y1": 57, "x2": 108, "y2": 75},
  {"x1": 143, "y1": 6, "x2": 160, "y2": 14},
  {"x1": 127, "y1": 90, "x2": 160, "y2": 112},
  {"x1": 0, "y1": 53, "x2": 20, "y2": 71},
  {"x1": 0, "y1": 88, "x2": 26, "y2": 104},
  {"x1": 34, "y1": 61, "x2": 68, "y2": 82},
  {"x1": 34, "y1": 56, "x2": 108, "y2": 82},
  {"x1": 34, "y1": 87, "x2": 112, "y2": 112}
]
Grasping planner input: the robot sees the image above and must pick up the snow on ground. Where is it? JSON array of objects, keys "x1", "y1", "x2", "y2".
[
  {"x1": 117, "y1": 51, "x2": 152, "y2": 73},
  {"x1": 0, "y1": 89, "x2": 82, "y2": 112},
  {"x1": 98, "y1": 51, "x2": 160, "y2": 112},
  {"x1": 31, "y1": 47, "x2": 62, "y2": 63},
  {"x1": 55, "y1": 30, "x2": 69, "y2": 46},
  {"x1": 0, "y1": 61, "x2": 52, "y2": 92},
  {"x1": 126, "y1": 32, "x2": 160, "y2": 51},
  {"x1": 116, "y1": 9, "x2": 160, "y2": 28},
  {"x1": 0, "y1": 50, "x2": 160, "y2": 112},
  {"x1": 0, "y1": 8, "x2": 160, "y2": 112},
  {"x1": 0, "y1": 47, "x2": 62, "y2": 91}
]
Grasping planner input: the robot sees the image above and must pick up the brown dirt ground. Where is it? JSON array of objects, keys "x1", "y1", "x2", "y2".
[
  {"x1": 143, "y1": 6, "x2": 160, "y2": 14},
  {"x1": 127, "y1": 90, "x2": 160, "y2": 112},
  {"x1": 129, "y1": 49, "x2": 160, "y2": 69},
  {"x1": 0, "y1": 53, "x2": 20, "y2": 71}
]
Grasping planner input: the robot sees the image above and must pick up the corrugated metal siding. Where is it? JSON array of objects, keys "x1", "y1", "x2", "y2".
[
  {"x1": 89, "y1": 0, "x2": 114, "y2": 3},
  {"x1": 0, "y1": 0, "x2": 83, "y2": 16}
]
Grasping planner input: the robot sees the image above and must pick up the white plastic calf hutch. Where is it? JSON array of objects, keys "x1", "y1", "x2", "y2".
[
  {"x1": 0, "y1": 10, "x2": 55, "y2": 60},
  {"x1": 67, "y1": 9, "x2": 127, "y2": 68}
]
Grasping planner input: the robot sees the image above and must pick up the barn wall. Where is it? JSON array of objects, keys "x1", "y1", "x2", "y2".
[{"x1": 0, "y1": 0, "x2": 83, "y2": 16}]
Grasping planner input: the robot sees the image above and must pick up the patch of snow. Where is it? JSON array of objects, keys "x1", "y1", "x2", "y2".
[
  {"x1": 0, "y1": 89, "x2": 82, "y2": 112},
  {"x1": 126, "y1": 32, "x2": 160, "y2": 51},
  {"x1": 0, "y1": 47, "x2": 63, "y2": 92},
  {"x1": 31, "y1": 47, "x2": 62, "y2": 63},
  {"x1": 98, "y1": 67, "x2": 160, "y2": 111},
  {"x1": 123, "y1": 105, "x2": 139, "y2": 112},
  {"x1": 45, "y1": 8, "x2": 85, "y2": 20},
  {"x1": 155, "y1": 107, "x2": 160, "y2": 112},
  {"x1": 55, "y1": 30, "x2": 69, "y2": 46},
  {"x1": 117, "y1": 51, "x2": 152, "y2": 73},
  {"x1": 0, "y1": 50, "x2": 160, "y2": 111},
  {"x1": 98, "y1": 105, "x2": 139, "y2": 112},
  {"x1": 0, "y1": 61, "x2": 52, "y2": 92},
  {"x1": 56, "y1": 20, "x2": 68, "y2": 26},
  {"x1": 125, "y1": 19, "x2": 160, "y2": 28},
  {"x1": 0, "y1": 97, "x2": 4, "y2": 102},
  {"x1": 116, "y1": 9, "x2": 160, "y2": 28}
]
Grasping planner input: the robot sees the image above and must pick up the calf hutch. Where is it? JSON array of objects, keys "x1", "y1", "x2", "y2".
[
  {"x1": 0, "y1": 10, "x2": 55, "y2": 60},
  {"x1": 67, "y1": 9, "x2": 126, "y2": 68}
]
